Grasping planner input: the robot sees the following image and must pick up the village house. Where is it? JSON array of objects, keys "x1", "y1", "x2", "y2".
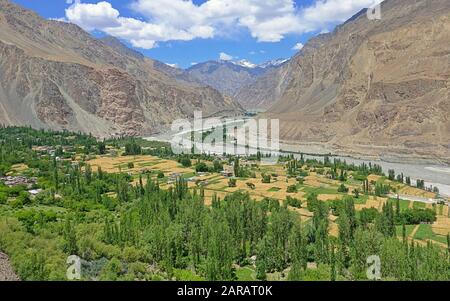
[
  {"x1": 169, "y1": 172, "x2": 182, "y2": 181},
  {"x1": 1, "y1": 176, "x2": 37, "y2": 188},
  {"x1": 28, "y1": 189, "x2": 43, "y2": 198},
  {"x1": 221, "y1": 170, "x2": 234, "y2": 177}
]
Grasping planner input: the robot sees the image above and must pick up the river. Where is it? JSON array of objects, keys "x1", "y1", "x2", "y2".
[{"x1": 145, "y1": 118, "x2": 450, "y2": 197}]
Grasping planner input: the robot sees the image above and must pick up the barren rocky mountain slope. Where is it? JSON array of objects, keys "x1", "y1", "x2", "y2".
[
  {"x1": 153, "y1": 59, "x2": 287, "y2": 102},
  {"x1": 251, "y1": 0, "x2": 450, "y2": 163},
  {"x1": 234, "y1": 64, "x2": 293, "y2": 110},
  {"x1": 0, "y1": 0, "x2": 243, "y2": 137},
  {"x1": 183, "y1": 60, "x2": 266, "y2": 97}
]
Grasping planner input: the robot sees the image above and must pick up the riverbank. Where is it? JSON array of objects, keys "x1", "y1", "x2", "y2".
[
  {"x1": 280, "y1": 141, "x2": 450, "y2": 166},
  {"x1": 144, "y1": 121, "x2": 450, "y2": 198}
]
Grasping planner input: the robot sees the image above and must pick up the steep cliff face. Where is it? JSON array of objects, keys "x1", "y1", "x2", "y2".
[
  {"x1": 258, "y1": 0, "x2": 450, "y2": 162},
  {"x1": 0, "y1": 0, "x2": 243, "y2": 137},
  {"x1": 234, "y1": 64, "x2": 293, "y2": 111}
]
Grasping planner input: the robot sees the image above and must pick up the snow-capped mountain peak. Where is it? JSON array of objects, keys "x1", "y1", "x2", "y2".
[
  {"x1": 232, "y1": 59, "x2": 257, "y2": 69},
  {"x1": 258, "y1": 58, "x2": 289, "y2": 69}
]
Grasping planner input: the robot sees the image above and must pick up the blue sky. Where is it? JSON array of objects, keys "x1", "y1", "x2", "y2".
[{"x1": 11, "y1": 0, "x2": 379, "y2": 68}]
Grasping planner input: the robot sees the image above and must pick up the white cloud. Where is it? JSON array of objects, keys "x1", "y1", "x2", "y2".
[
  {"x1": 301, "y1": 0, "x2": 382, "y2": 30},
  {"x1": 292, "y1": 42, "x2": 304, "y2": 51},
  {"x1": 65, "y1": 0, "x2": 384, "y2": 49},
  {"x1": 130, "y1": 39, "x2": 157, "y2": 49},
  {"x1": 165, "y1": 63, "x2": 179, "y2": 68},
  {"x1": 219, "y1": 52, "x2": 233, "y2": 61},
  {"x1": 65, "y1": 1, "x2": 121, "y2": 31}
]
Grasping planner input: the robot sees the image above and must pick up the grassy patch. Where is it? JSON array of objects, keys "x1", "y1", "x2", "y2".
[
  {"x1": 395, "y1": 224, "x2": 416, "y2": 237},
  {"x1": 353, "y1": 195, "x2": 369, "y2": 205},
  {"x1": 300, "y1": 186, "x2": 337, "y2": 195},
  {"x1": 236, "y1": 266, "x2": 255, "y2": 281},
  {"x1": 137, "y1": 162, "x2": 160, "y2": 167},
  {"x1": 172, "y1": 269, "x2": 205, "y2": 281},
  {"x1": 412, "y1": 202, "x2": 426, "y2": 209},
  {"x1": 268, "y1": 187, "x2": 281, "y2": 192},
  {"x1": 414, "y1": 224, "x2": 448, "y2": 244},
  {"x1": 388, "y1": 198, "x2": 411, "y2": 212},
  {"x1": 181, "y1": 172, "x2": 196, "y2": 179}
]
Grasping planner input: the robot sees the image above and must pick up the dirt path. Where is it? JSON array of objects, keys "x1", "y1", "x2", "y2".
[
  {"x1": 0, "y1": 252, "x2": 19, "y2": 281},
  {"x1": 410, "y1": 225, "x2": 420, "y2": 239}
]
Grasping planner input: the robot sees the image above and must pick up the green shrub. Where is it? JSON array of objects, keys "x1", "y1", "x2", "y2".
[
  {"x1": 287, "y1": 185, "x2": 298, "y2": 193},
  {"x1": 180, "y1": 157, "x2": 192, "y2": 167},
  {"x1": 261, "y1": 174, "x2": 271, "y2": 184},
  {"x1": 0, "y1": 192, "x2": 7, "y2": 204},
  {"x1": 286, "y1": 196, "x2": 301, "y2": 208},
  {"x1": 338, "y1": 184, "x2": 349, "y2": 193},
  {"x1": 195, "y1": 162, "x2": 209, "y2": 173}
]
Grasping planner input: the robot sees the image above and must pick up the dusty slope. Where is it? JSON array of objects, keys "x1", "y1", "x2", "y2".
[
  {"x1": 260, "y1": 0, "x2": 450, "y2": 163},
  {"x1": 0, "y1": 252, "x2": 19, "y2": 281},
  {"x1": 234, "y1": 64, "x2": 293, "y2": 110},
  {"x1": 0, "y1": 0, "x2": 243, "y2": 137}
]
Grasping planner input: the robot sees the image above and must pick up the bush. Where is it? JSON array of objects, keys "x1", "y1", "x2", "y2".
[
  {"x1": 180, "y1": 157, "x2": 192, "y2": 167},
  {"x1": 8, "y1": 185, "x2": 27, "y2": 197},
  {"x1": 399, "y1": 208, "x2": 436, "y2": 225},
  {"x1": 124, "y1": 142, "x2": 141, "y2": 156},
  {"x1": 212, "y1": 160, "x2": 223, "y2": 172},
  {"x1": 338, "y1": 184, "x2": 349, "y2": 193},
  {"x1": 17, "y1": 191, "x2": 32, "y2": 206},
  {"x1": 359, "y1": 208, "x2": 379, "y2": 226},
  {"x1": 306, "y1": 193, "x2": 319, "y2": 212},
  {"x1": 287, "y1": 185, "x2": 298, "y2": 193},
  {"x1": 261, "y1": 174, "x2": 271, "y2": 184},
  {"x1": 286, "y1": 196, "x2": 301, "y2": 208},
  {"x1": 195, "y1": 162, "x2": 209, "y2": 173},
  {"x1": 228, "y1": 178, "x2": 237, "y2": 188},
  {"x1": 10, "y1": 198, "x2": 24, "y2": 209},
  {"x1": 157, "y1": 171, "x2": 165, "y2": 179},
  {"x1": 127, "y1": 162, "x2": 134, "y2": 169},
  {"x1": 0, "y1": 192, "x2": 7, "y2": 204},
  {"x1": 100, "y1": 258, "x2": 123, "y2": 281}
]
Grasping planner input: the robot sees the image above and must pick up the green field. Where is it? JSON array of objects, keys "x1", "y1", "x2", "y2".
[{"x1": 414, "y1": 224, "x2": 448, "y2": 245}]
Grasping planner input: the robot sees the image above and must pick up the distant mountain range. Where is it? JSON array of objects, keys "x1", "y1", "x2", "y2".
[{"x1": 154, "y1": 58, "x2": 289, "y2": 101}]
